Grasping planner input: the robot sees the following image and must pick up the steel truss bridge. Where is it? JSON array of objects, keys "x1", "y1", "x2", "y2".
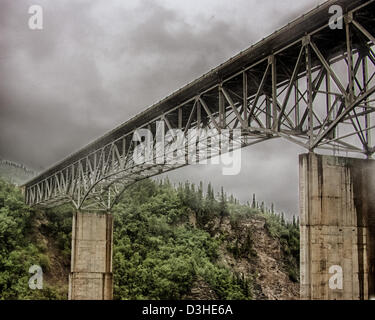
[{"x1": 23, "y1": 0, "x2": 375, "y2": 211}]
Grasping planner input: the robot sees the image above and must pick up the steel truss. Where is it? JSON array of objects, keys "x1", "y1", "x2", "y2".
[{"x1": 24, "y1": 0, "x2": 375, "y2": 211}]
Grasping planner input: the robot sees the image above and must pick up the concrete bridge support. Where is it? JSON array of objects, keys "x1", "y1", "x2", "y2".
[
  {"x1": 68, "y1": 211, "x2": 113, "y2": 300},
  {"x1": 299, "y1": 153, "x2": 375, "y2": 300}
]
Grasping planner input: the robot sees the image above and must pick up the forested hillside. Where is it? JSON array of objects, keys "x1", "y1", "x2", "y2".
[
  {"x1": 0, "y1": 177, "x2": 299, "y2": 300},
  {"x1": 0, "y1": 159, "x2": 36, "y2": 186}
]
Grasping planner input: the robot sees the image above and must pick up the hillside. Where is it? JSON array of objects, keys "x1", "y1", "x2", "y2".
[
  {"x1": 0, "y1": 177, "x2": 299, "y2": 300},
  {"x1": 0, "y1": 159, "x2": 37, "y2": 186}
]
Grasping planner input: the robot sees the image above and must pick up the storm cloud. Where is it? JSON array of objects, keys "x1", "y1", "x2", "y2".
[{"x1": 0, "y1": 0, "x2": 324, "y2": 217}]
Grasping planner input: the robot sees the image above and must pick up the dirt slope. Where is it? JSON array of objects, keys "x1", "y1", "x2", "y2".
[{"x1": 185, "y1": 215, "x2": 299, "y2": 300}]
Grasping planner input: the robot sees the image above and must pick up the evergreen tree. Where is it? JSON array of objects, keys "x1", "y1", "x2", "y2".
[
  {"x1": 229, "y1": 194, "x2": 234, "y2": 204},
  {"x1": 219, "y1": 186, "x2": 229, "y2": 219},
  {"x1": 260, "y1": 201, "x2": 265, "y2": 213},
  {"x1": 251, "y1": 193, "x2": 256, "y2": 208}
]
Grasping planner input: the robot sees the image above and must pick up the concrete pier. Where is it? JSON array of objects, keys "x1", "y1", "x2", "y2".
[
  {"x1": 299, "y1": 153, "x2": 375, "y2": 300},
  {"x1": 68, "y1": 211, "x2": 113, "y2": 300}
]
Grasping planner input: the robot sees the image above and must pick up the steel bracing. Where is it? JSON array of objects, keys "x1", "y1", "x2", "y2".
[{"x1": 23, "y1": 0, "x2": 375, "y2": 211}]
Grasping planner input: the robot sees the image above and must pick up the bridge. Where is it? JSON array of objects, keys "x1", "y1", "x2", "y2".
[{"x1": 23, "y1": 0, "x2": 375, "y2": 300}]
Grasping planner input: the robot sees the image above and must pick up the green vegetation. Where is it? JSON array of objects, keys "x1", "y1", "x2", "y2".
[
  {"x1": 0, "y1": 176, "x2": 299, "y2": 300},
  {"x1": 112, "y1": 179, "x2": 252, "y2": 299},
  {"x1": 0, "y1": 179, "x2": 66, "y2": 299},
  {"x1": 261, "y1": 212, "x2": 300, "y2": 282}
]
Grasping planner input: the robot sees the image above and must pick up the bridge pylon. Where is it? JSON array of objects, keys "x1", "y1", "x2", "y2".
[
  {"x1": 68, "y1": 211, "x2": 113, "y2": 300},
  {"x1": 299, "y1": 153, "x2": 375, "y2": 300}
]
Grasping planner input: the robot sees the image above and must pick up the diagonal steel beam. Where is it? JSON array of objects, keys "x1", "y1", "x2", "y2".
[
  {"x1": 221, "y1": 87, "x2": 247, "y2": 128},
  {"x1": 352, "y1": 20, "x2": 375, "y2": 47},
  {"x1": 248, "y1": 63, "x2": 270, "y2": 123},
  {"x1": 277, "y1": 45, "x2": 305, "y2": 129},
  {"x1": 199, "y1": 97, "x2": 221, "y2": 133},
  {"x1": 311, "y1": 85, "x2": 375, "y2": 149},
  {"x1": 310, "y1": 41, "x2": 347, "y2": 98}
]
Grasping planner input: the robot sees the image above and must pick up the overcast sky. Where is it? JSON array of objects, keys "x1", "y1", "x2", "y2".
[{"x1": 0, "y1": 0, "x2": 326, "y2": 217}]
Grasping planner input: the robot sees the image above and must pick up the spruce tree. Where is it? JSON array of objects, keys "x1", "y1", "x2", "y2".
[
  {"x1": 219, "y1": 186, "x2": 228, "y2": 218},
  {"x1": 251, "y1": 193, "x2": 256, "y2": 208},
  {"x1": 260, "y1": 201, "x2": 264, "y2": 213}
]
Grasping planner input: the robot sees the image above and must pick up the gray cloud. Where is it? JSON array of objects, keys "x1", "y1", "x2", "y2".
[{"x1": 0, "y1": 0, "x2": 322, "y2": 216}]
